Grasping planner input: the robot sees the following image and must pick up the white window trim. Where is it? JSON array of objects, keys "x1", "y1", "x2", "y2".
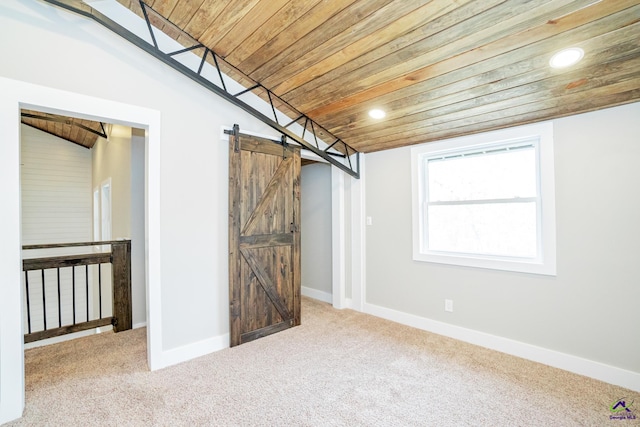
[{"x1": 411, "y1": 122, "x2": 556, "y2": 275}]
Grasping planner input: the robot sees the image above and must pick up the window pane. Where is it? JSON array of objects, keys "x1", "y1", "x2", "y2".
[
  {"x1": 428, "y1": 147, "x2": 537, "y2": 202},
  {"x1": 427, "y1": 202, "x2": 537, "y2": 258}
]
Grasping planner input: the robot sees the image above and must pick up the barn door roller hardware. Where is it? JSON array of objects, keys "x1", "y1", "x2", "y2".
[
  {"x1": 231, "y1": 124, "x2": 240, "y2": 153},
  {"x1": 41, "y1": 0, "x2": 360, "y2": 178}
]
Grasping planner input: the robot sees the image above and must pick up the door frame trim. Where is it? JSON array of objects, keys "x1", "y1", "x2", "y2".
[
  {"x1": 0, "y1": 76, "x2": 161, "y2": 424},
  {"x1": 331, "y1": 166, "x2": 346, "y2": 308}
]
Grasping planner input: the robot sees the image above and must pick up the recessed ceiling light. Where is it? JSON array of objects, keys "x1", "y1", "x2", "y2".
[
  {"x1": 549, "y1": 47, "x2": 584, "y2": 69},
  {"x1": 369, "y1": 109, "x2": 386, "y2": 119}
]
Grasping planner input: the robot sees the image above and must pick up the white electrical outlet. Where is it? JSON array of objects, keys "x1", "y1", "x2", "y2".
[
  {"x1": 444, "y1": 299, "x2": 453, "y2": 312},
  {"x1": 366, "y1": 216, "x2": 373, "y2": 226}
]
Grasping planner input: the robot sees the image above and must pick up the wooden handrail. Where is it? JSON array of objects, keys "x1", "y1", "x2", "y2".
[
  {"x1": 23, "y1": 253, "x2": 111, "y2": 271},
  {"x1": 22, "y1": 240, "x2": 129, "y2": 250},
  {"x1": 21, "y1": 240, "x2": 132, "y2": 341}
]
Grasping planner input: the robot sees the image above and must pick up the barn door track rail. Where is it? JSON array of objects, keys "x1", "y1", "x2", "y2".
[{"x1": 41, "y1": 0, "x2": 360, "y2": 178}]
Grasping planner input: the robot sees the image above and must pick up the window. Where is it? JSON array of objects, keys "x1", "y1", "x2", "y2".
[{"x1": 411, "y1": 123, "x2": 556, "y2": 275}]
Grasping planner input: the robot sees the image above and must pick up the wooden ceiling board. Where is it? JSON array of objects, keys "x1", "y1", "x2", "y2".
[
  {"x1": 164, "y1": 0, "x2": 203, "y2": 29},
  {"x1": 359, "y1": 69, "x2": 640, "y2": 147},
  {"x1": 270, "y1": 0, "x2": 471, "y2": 96},
  {"x1": 327, "y1": 9, "x2": 640, "y2": 150},
  {"x1": 260, "y1": 0, "x2": 436, "y2": 90},
  {"x1": 55, "y1": 122, "x2": 64, "y2": 139},
  {"x1": 21, "y1": 110, "x2": 106, "y2": 150},
  {"x1": 48, "y1": 121, "x2": 57, "y2": 136},
  {"x1": 247, "y1": 0, "x2": 397, "y2": 83},
  {"x1": 280, "y1": 0, "x2": 513, "y2": 99},
  {"x1": 347, "y1": 58, "x2": 640, "y2": 149},
  {"x1": 351, "y1": 77, "x2": 640, "y2": 153},
  {"x1": 69, "y1": 120, "x2": 81, "y2": 142},
  {"x1": 327, "y1": 27, "x2": 640, "y2": 139},
  {"x1": 147, "y1": 0, "x2": 180, "y2": 18},
  {"x1": 118, "y1": 0, "x2": 640, "y2": 153},
  {"x1": 299, "y1": 0, "x2": 626, "y2": 116},
  {"x1": 280, "y1": 0, "x2": 513, "y2": 111},
  {"x1": 212, "y1": 0, "x2": 290, "y2": 58},
  {"x1": 229, "y1": 0, "x2": 326, "y2": 68},
  {"x1": 364, "y1": 83, "x2": 640, "y2": 152},
  {"x1": 197, "y1": 0, "x2": 262, "y2": 48},
  {"x1": 113, "y1": 0, "x2": 130, "y2": 10}
]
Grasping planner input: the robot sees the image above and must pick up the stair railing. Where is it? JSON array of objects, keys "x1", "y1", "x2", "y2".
[{"x1": 21, "y1": 240, "x2": 132, "y2": 343}]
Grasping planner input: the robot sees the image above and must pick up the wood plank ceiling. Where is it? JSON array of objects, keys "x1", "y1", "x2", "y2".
[
  {"x1": 118, "y1": 0, "x2": 640, "y2": 153},
  {"x1": 21, "y1": 110, "x2": 106, "y2": 149}
]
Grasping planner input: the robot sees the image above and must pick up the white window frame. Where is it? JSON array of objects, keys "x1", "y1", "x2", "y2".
[{"x1": 411, "y1": 122, "x2": 556, "y2": 275}]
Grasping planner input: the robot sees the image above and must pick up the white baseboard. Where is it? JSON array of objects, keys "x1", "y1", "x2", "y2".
[
  {"x1": 363, "y1": 302, "x2": 640, "y2": 392},
  {"x1": 133, "y1": 321, "x2": 147, "y2": 329},
  {"x1": 158, "y1": 333, "x2": 229, "y2": 369},
  {"x1": 301, "y1": 286, "x2": 332, "y2": 304}
]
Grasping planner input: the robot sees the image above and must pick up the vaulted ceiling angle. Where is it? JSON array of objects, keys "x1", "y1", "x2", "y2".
[{"x1": 41, "y1": 0, "x2": 361, "y2": 178}]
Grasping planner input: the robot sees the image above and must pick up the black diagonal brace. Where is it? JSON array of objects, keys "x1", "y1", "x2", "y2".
[
  {"x1": 21, "y1": 112, "x2": 108, "y2": 139},
  {"x1": 41, "y1": 0, "x2": 359, "y2": 178}
]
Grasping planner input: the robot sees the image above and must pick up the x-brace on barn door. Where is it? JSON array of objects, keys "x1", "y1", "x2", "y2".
[{"x1": 228, "y1": 125, "x2": 301, "y2": 347}]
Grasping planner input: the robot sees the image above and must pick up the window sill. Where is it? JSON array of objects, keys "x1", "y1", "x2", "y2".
[{"x1": 413, "y1": 251, "x2": 556, "y2": 276}]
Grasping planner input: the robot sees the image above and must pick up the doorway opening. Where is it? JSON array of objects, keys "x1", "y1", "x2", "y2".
[
  {"x1": 301, "y1": 162, "x2": 333, "y2": 304},
  {"x1": 0, "y1": 77, "x2": 162, "y2": 423},
  {"x1": 20, "y1": 116, "x2": 147, "y2": 348}
]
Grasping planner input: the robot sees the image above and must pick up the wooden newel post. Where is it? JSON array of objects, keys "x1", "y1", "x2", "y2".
[{"x1": 111, "y1": 240, "x2": 132, "y2": 333}]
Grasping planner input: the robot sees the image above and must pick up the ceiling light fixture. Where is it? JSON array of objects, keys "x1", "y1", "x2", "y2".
[
  {"x1": 549, "y1": 47, "x2": 584, "y2": 69},
  {"x1": 369, "y1": 109, "x2": 386, "y2": 119}
]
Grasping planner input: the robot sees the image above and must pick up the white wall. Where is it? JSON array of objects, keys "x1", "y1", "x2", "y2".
[
  {"x1": 92, "y1": 124, "x2": 147, "y2": 326},
  {"x1": 21, "y1": 124, "x2": 92, "y2": 245},
  {"x1": 0, "y1": 0, "x2": 280, "y2": 422},
  {"x1": 364, "y1": 102, "x2": 640, "y2": 389},
  {"x1": 21, "y1": 124, "x2": 93, "y2": 336},
  {"x1": 92, "y1": 125, "x2": 131, "y2": 240},
  {"x1": 301, "y1": 163, "x2": 332, "y2": 302}
]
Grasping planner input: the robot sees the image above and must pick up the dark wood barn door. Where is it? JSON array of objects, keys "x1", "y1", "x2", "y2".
[{"x1": 228, "y1": 126, "x2": 301, "y2": 347}]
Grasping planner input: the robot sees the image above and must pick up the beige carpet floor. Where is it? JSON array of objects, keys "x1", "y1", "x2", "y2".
[{"x1": 6, "y1": 297, "x2": 639, "y2": 426}]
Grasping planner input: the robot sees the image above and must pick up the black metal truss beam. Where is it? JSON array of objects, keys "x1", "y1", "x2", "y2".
[
  {"x1": 21, "y1": 112, "x2": 108, "y2": 139},
  {"x1": 41, "y1": 0, "x2": 359, "y2": 178}
]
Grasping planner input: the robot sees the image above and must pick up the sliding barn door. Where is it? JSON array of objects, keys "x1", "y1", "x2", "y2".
[{"x1": 228, "y1": 126, "x2": 301, "y2": 347}]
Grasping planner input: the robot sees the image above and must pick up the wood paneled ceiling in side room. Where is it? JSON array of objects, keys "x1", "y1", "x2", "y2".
[
  {"x1": 118, "y1": 0, "x2": 640, "y2": 153},
  {"x1": 21, "y1": 110, "x2": 106, "y2": 149}
]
